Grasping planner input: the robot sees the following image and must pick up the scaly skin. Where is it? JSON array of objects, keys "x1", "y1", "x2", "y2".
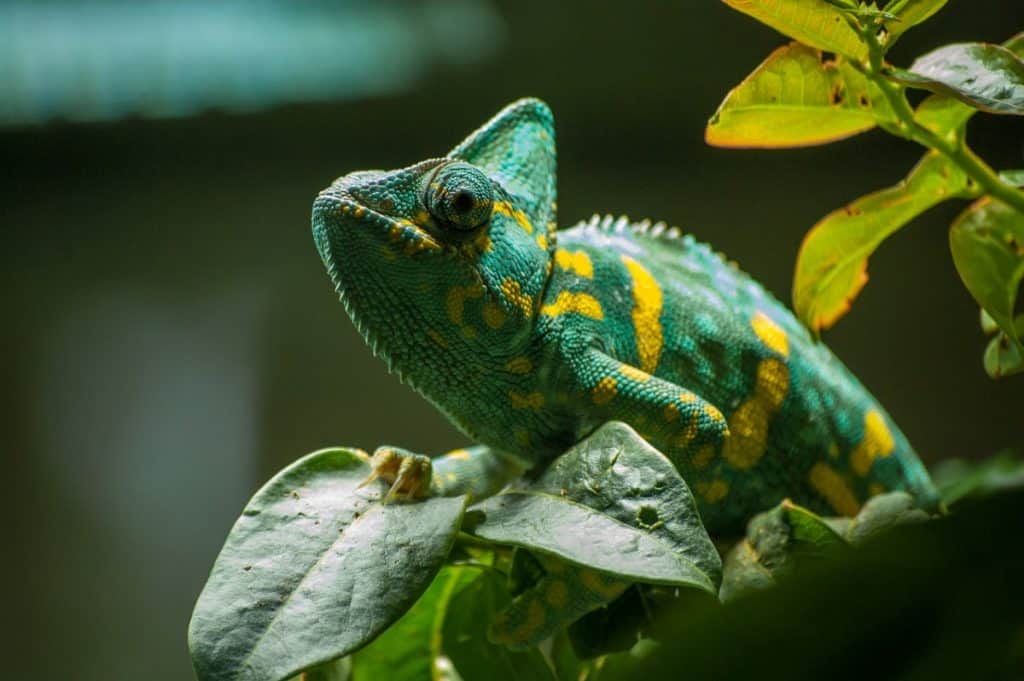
[{"x1": 312, "y1": 97, "x2": 939, "y2": 643}]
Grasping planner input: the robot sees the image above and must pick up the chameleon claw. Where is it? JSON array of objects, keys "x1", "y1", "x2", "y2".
[{"x1": 363, "y1": 447, "x2": 433, "y2": 503}]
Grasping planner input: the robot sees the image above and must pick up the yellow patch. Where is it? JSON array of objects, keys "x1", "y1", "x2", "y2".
[
  {"x1": 619, "y1": 364, "x2": 651, "y2": 383},
  {"x1": 509, "y1": 391, "x2": 545, "y2": 410},
  {"x1": 674, "y1": 413, "x2": 700, "y2": 449},
  {"x1": 426, "y1": 329, "x2": 449, "y2": 348},
  {"x1": 493, "y1": 201, "x2": 533, "y2": 233},
  {"x1": 591, "y1": 377, "x2": 618, "y2": 406},
  {"x1": 703, "y1": 404, "x2": 725, "y2": 423},
  {"x1": 500, "y1": 598, "x2": 547, "y2": 645},
  {"x1": 696, "y1": 479, "x2": 729, "y2": 503},
  {"x1": 679, "y1": 392, "x2": 699, "y2": 404},
  {"x1": 536, "y1": 233, "x2": 549, "y2": 250},
  {"x1": 663, "y1": 403, "x2": 680, "y2": 422},
  {"x1": 691, "y1": 444, "x2": 716, "y2": 470},
  {"x1": 579, "y1": 569, "x2": 628, "y2": 599},
  {"x1": 751, "y1": 312, "x2": 790, "y2": 357},
  {"x1": 352, "y1": 206, "x2": 366, "y2": 218},
  {"x1": 544, "y1": 580, "x2": 569, "y2": 609},
  {"x1": 461, "y1": 326, "x2": 477, "y2": 340},
  {"x1": 722, "y1": 358, "x2": 790, "y2": 470},
  {"x1": 869, "y1": 482, "x2": 886, "y2": 497},
  {"x1": 482, "y1": 301, "x2": 507, "y2": 329},
  {"x1": 621, "y1": 255, "x2": 664, "y2": 373},
  {"x1": 540, "y1": 291, "x2": 604, "y2": 320},
  {"x1": 446, "y1": 284, "x2": 483, "y2": 326},
  {"x1": 809, "y1": 463, "x2": 861, "y2": 516},
  {"x1": 413, "y1": 209, "x2": 431, "y2": 225},
  {"x1": 554, "y1": 249, "x2": 594, "y2": 278},
  {"x1": 505, "y1": 357, "x2": 533, "y2": 374},
  {"x1": 850, "y1": 409, "x2": 896, "y2": 476},
  {"x1": 500, "y1": 278, "x2": 535, "y2": 317},
  {"x1": 447, "y1": 449, "x2": 472, "y2": 461}
]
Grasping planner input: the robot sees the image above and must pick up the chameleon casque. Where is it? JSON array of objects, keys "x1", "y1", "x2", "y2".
[{"x1": 312, "y1": 98, "x2": 939, "y2": 645}]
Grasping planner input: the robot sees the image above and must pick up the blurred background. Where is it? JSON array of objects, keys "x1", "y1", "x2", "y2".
[{"x1": 3, "y1": 1, "x2": 1022, "y2": 678}]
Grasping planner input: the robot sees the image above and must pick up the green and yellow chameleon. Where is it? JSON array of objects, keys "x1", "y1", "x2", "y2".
[{"x1": 312, "y1": 98, "x2": 939, "y2": 645}]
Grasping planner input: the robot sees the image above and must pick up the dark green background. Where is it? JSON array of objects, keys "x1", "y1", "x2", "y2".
[{"x1": 3, "y1": 2, "x2": 1022, "y2": 678}]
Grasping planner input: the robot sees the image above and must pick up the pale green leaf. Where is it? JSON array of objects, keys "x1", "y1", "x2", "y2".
[
  {"x1": 794, "y1": 151, "x2": 968, "y2": 331},
  {"x1": 707, "y1": 43, "x2": 890, "y2": 148},
  {"x1": 467, "y1": 422, "x2": 721, "y2": 592},
  {"x1": 844, "y1": 492, "x2": 930, "y2": 545},
  {"x1": 883, "y1": 0, "x2": 948, "y2": 43},
  {"x1": 931, "y1": 453, "x2": 1024, "y2": 505},
  {"x1": 984, "y1": 317, "x2": 1024, "y2": 378},
  {"x1": 188, "y1": 448, "x2": 466, "y2": 681},
  {"x1": 720, "y1": 0, "x2": 867, "y2": 59}
]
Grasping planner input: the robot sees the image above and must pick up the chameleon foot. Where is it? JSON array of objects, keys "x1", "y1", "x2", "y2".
[{"x1": 361, "y1": 446, "x2": 433, "y2": 502}]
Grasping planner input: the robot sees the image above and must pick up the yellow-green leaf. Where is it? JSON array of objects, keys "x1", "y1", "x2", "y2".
[
  {"x1": 949, "y1": 197, "x2": 1024, "y2": 372},
  {"x1": 793, "y1": 152, "x2": 967, "y2": 331},
  {"x1": 884, "y1": 0, "x2": 948, "y2": 43},
  {"x1": 706, "y1": 43, "x2": 891, "y2": 148},
  {"x1": 721, "y1": 0, "x2": 866, "y2": 60}
]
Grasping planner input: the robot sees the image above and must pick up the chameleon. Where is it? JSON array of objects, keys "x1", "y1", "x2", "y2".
[{"x1": 311, "y1": 97, "x2": 939, "y2": 646}]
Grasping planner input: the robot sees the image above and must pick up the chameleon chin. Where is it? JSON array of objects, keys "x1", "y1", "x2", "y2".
[{"x1": 311, "y1": 97, "x2": 940, "y2": 643}]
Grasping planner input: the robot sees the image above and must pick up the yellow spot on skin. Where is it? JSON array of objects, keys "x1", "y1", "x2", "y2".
[
  {"x1": 580, "y1": 569, "x2": 629, "y2": 599},
  {"x1": 482, "y1": 302, "x2": 507, "y2": 329},
  {"x1": 850, "y1": 410, "x2": 896, "y2": 476},
  {"x1": 696, "y1": 479, "x2": 729, "y2": 503},
  {"x1": 352, "y1": 206, "x2": 366, "y2": 218},
  {"x1": 554, "y1": 249, "x2": 594, "y2": 278},
  {"x1": 591, "y1": 377, "x2": 617, "y2": 406},
  {"x1": 448, "y1": 449, "x2": 471, "y2": 460},
  {"x1": 722, "y1": 358, "x2": 790, "y2": 470},
  {"x1": 751, "y1": 312, "x2": 790, "y2": 357},
  {"x1": 493, "y1": 201, "x2": 534, "y2": 233},
  {"x1": 674, "y1": 413, "x2": 700, "y2": 449},
  {"x1": 621, "y1": 255, "x2": 663, "y2": 373},
  {"x1": 544, "y1": 580, "x2": 568, "y2": 609},
  {"x1": 869, "y1": 482, "x2": 886, "y2": 497},
  {"x1": 446, "y1": 284, "x2": 483, "y2": 326},
  {"x1": 703, "y1": 404, "x2": 725, "y2": 423},
  {"x1": 426, "y1": 329, "x2": 449, "y2": 348},
  {"x1": 663, "y1": 403, "x2": 680, "y2": 422},
  {"x1": 500, "y1": 598, "x2": 547, "y2": 645},
  {"x1": 460, "y1": 326, "x2": 477, "y2": 340},
  {"x1": 509, "y1": 391, "x2": 545, "y2": 410},
  {"x1": 505, "y1": 357, "x2": 533, "y2": 374},
  {"x1": 413, "y1": 210, "x2": 430, "y2": 225},
  {"x1": 691, "y1": 444, "x2": 716, "y2": 470},
  {"x1": 679, "y1": 392, "x2": 699, "y2": 404},
  {"x1": 500, "y1": 278, "x2": 535, "y2": 317},
  {"x1": 536, "y1": 233, "x2": 549, "y2": 250},
  {"x1": 619, "y1": 364, "x2": 651, "y2": 383},
  {"x1": 540, "y1": 291, "x2": 604, "y2": 320},
  {"x1": 809, "y1": 463, "x2": 861, "y2": 516}
]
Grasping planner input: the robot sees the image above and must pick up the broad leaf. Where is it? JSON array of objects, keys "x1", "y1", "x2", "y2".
[
  {"x1": 707, "y1": 43, "x2": 891, "y2": 148},
  {"x1": 441, "y1": 570, "x2": 557, "y2": 681},
  {"x1": 189, "y1": 448, "x2": 466, "y2": 681},
  {"x1": 720, "y1": 0, "x2": 866, "y2": 60},
  {"x1": 843, "y1": 492, "x2": 929, "y2": 545},
  {"x1": 931, "y1": 453, "x2": 1024, "y2": 506},
  {"x1": 883, "y1": 0, "x2": 948, "y2": 44},
  {"x1": 983, "y1": 316, "x2": 1024, "y2": 378},
  {"x1": 351, "y1": 567, "x2": 477, "y2": 681},
  {"x1": 794, "y1": 151, "x2": 967, "y2": 331},
  {"x1": 292, "y1": 658, "x2": 351, "y2": 681},
  {"x1": 949, "y1": 197, "x2": 1024, "y2": 359},
  {"x1": 781, "y1": 499, "x2": 846, "y2": 550},
  {"x1": 890, "y1": 42, "x2": 1024, "y2": 115},
  {"x1": 467, "y1": 422, "x2": 721, "y2": 593}
]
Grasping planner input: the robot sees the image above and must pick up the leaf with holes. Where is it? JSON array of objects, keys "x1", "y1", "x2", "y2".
[
  {"x1": 721, "y1": 0, "x2": 866, "y2": 60},
  {"x1": 466, "y1": 421, "x2": 721, "y2": 593},
  {"x1": 890, "y1": 42, "x2": 1024, "y2": 115},
  {"x1": 949, "y1": 197, "x2": 1024, "y2": 366},
  {"x1": 188, "y1": 448, "x2": 466, "y2": 681},
  {"x1": 706, "y1": 43, "x2": 893, "y2": 148},
  {"x1": 793, "y1": 151, "x2": 969, "y2": 331}
]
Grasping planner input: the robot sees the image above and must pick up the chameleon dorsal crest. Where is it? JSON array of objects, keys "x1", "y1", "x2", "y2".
[{"x1": 448, "y1": 98, "x2": 557, "y2": 236}]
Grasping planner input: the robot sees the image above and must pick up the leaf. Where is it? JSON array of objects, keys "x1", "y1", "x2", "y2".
[
  {"x1": 706, "y1": 43, "x2": 893, "y2": 148},
  {"x1": 188, "y1": 448, "x2": 467, "y2": 681},
  {"x1": 949, "y1": 197, "x2": 1024, "y2": 350},
  {"x1": 931, "y1": 452, "x2": 1024, "y2": 506},
  {"x1": 781, "y1": 499, "x2": 846, "y2": 551},
  {"x1": 883, "y1": 0, "x2": 948, "y2": 43},
  {"x1": 720, "y1": 0, "x2": 867, "y2": 60},
  {"x1": 890, "y1": 42, "x2": 1024, "y2": 115},
  {"x1": 292, "y1": 658, "x2": 351, "y2": 681},
  {"x1": 983, "y1": 316, "x2": 1024, "y2": 378},
  {"x1": 441, "y1": 570, "x2": 557, "y2": 681},
  {"x1": 794, "y1": 151, "x2": 968, "y2": 331},
  {"x1": 999, "y1": 169, "x2": 1024, "y2": 188},
  {"x1": 466, "y1": 421, "x2": 721, "y2": 593},
  {"x1": 351, "y1": 566, "x2": 477, "y2": 681},
  {"x1": 843, "y1": 492, "x2": 930, "y2": 545}
]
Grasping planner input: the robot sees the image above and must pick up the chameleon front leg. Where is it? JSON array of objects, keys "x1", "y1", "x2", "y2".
[{"x1": 364, "y1": 444, "x2": 523, "y2": 503}]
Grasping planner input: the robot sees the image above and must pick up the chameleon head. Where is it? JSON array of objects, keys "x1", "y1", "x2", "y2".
[{"x1": 311, "y1": 98, "x2": 557, "y2": 389}]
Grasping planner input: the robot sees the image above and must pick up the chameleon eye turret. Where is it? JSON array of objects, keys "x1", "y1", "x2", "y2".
[{"x1": 425, "y1": 161, "x2": 494, "y2": 231}]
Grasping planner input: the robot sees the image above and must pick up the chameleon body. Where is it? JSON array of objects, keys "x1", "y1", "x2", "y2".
[{"x1": 312, "y1": 98, "x2": 938, "y2": 641}]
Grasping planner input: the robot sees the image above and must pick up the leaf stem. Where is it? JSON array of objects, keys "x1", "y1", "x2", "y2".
[{"x1": 858, "y1": 21, "x2": 1024, "y2": 214}]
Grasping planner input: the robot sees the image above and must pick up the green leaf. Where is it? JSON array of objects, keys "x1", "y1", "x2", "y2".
[
  {"x1": 351, "y1": 566, "x2": 477, "y2": 681},
  {"x1": 843, "y1": 492, "x2": 930, "y2": 545},
  {"x1": 794, "y1": 151, "x2": 968, "y2": 331},
  {"x1": 931, "y1": 452, "x2": 1024, "y2": 506},
  {"x1": 890, "y1": 42, "x2": 1024, "y2": 115},
  {"x1": 467, "y1": 422, "x2": 721, "y2": 593},
  {"x1": 983, "y1": 316, "x2": 1024, "y2": 378},
  {"x1": 292, "y1": 658, "x2": 351, "y2": 681},
  {"x1": 781, "y1": 499, "x2": 846, "y2": 551},
  {"x1": 883, "y1": 0, "x2": 948, "y2": 43},
  {"x1": 1000, "y1": 169, "x2": 1024, "y2": 187},
  {"x1": 706, "y1": 43, "x2": 890, "y2": 148},
  {"x1": 720, "y1": 0, "x2": 867, "y2": 60},
  {"x1": 949, "y1": 197, "x2": 1024, "y2": 351},
  {"x1": 188, "y1": 448, "x2": 467, "y2": 681},
  {"x1": 441, "y1": 570, "x2": 557, "y2": 681}
]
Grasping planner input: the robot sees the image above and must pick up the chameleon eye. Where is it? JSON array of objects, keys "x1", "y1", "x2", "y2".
[{"x1": 426, "y1": 161, "x2": 494, "y2": 231}]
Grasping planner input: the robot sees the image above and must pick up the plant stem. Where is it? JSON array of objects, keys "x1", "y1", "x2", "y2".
[{"x1": 858, "y1": 20, "x2": 1024, "y2": 214}]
